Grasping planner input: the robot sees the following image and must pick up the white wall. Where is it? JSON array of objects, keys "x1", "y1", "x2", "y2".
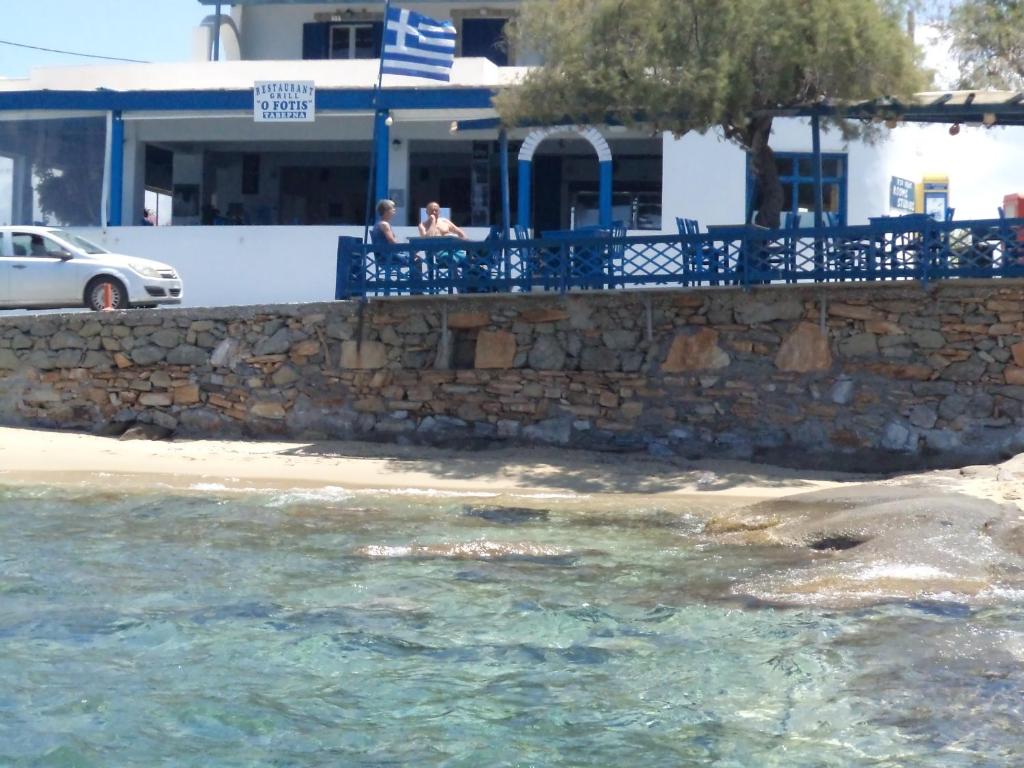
[
  {"x1": 661, "y1": 117, "x2": 1024, "y2": 230},
  {"x1": 0, "y1": 157, "x2": 11, "y2": 226},
  {"x1": 662, "y1": 119, "x2": 899, "y2": 229},
  {"x1": 69, "y1": 224, "x2": 493, "y2": 308},
  {"x1": 239, "y1": 2, "x2": 523, "y2": 61},
  {"x1": 661, "y1": 128, "x2": 745, "y2": 229}
]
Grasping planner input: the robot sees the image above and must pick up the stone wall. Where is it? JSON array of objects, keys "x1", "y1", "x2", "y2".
[{"x1": 3, "y1": 281, "x2": 1024, "y2": 470}]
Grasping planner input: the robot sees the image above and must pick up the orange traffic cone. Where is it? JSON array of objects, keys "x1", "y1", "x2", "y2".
[{"x1": 100, "y1": 283, "x2": 114, "y2": 312}]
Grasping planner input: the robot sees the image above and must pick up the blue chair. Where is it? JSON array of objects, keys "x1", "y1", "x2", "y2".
[
  {"x1": 511, "y1": 225, "x2": 540, "y2": 290},
  {"x1": 369, "y1": 226, "x2": 422, "y2": 295},
  {"x1": 997, "y1": 206, "x2": 1024, "y2": 271},
  {"x1": 929, "y1": 207, "x2": 957, "y2": 271},
  {"x1": 605, "y1": 223, "x2": 627, "y2": 289},
  {"x1": 824, "y1": 213, "x2": 867, "y2": 279},
  {"x1": 676, "y1": 217, "x2": 722, "y2": 286},
  {"x1": 407, "y1": 235, "x2": 465, "y2": 293},
  {"x1": 336, "y1": 235, "x2": 365, "y2": 299},
  {"x1": 560, "y1": 225, "x2": 621, "y2": 290},
  {"x1": 742, "y1": 223, "x2": 792, "y2": 285},
  {"x1": 463, "y1": 226, "x2": 504, "y2": 293}
]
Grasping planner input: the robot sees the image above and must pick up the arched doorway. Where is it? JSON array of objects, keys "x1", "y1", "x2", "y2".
[{"x1": 517, "y1": 126, "x2": 612, "y2": 230}]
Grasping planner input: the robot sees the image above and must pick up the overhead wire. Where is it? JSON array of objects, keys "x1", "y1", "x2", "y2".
[{"x1": 0, "y1": 38, "x2": 149, "y2": 64}]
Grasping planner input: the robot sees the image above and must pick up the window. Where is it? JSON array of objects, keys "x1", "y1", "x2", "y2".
[
  {"x1": 0, "y1": 116, "x2": 106, "y2": 226},
  {"x1": 12, "y1": 233, "x2": 66, "y2": 258},
  {"x1": 330, "y1": 23, "x2": 378, "y2": 59},
  {"x1": 747, "y1": 152, "x2": 847, "y2": 227},
  {"x1": 302, "y1": 21, "x2": 382, "y2": 60},
  {"x1": 461, "y1": 18, "x2": 509, "y2": 66}
]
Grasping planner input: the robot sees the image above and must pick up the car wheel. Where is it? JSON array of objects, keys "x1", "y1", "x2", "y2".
[{"x1": 85, "y1": 277, "x2": 129, "y2": 311}]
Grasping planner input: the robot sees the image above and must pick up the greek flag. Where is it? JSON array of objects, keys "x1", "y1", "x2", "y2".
[{"x1": 381, "y1": 6, "x2": 456, "y2": 82}]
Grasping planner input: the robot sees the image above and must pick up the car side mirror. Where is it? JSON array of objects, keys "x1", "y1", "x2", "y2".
[{"x1": 59, "y1": 251, "x2": 73, "y2": 260}]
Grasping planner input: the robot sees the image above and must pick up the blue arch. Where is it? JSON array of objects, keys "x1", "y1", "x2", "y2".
[{"x1": 517, "y1": 126, "x2": 613, "y2": 231}]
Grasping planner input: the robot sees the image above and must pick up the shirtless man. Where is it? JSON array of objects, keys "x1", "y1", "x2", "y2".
[{"x1": 418, "y1": 201, "x2": 467, "y2": 239}]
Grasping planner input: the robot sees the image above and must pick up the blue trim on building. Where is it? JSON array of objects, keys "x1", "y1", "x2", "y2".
[
  {"x1": 109, "y1": 111, "x2": 125, "y2": 226},
  {"x1": 811, "y1": 115, "x2": 824, "y2": 230},
  {"x1": 599, "y1": 161, "x2": 612, "y2": 228},
  {"x1": 499, "y1": 129, "x2": 511, "y2": 238},
  {"x1": 454, "y1": 117, "x2": 502, "y2": 132},
  {"x1": 0, "y1": 87, "x2": 496, "y2": 113},
  {"x1": 374, "y1": 110, "x2": 390, "y2": 203},
  {"x1": 517, "y1": 158, "x2": 531, "y2": 230}
]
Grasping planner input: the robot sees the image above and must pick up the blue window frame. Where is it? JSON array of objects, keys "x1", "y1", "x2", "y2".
[
  {"x1": 747, "y1": 152, "x2": 848, "y2": 227},
  {"x1": 302, "y1": 21, "x2": 382, "y2": 60}
]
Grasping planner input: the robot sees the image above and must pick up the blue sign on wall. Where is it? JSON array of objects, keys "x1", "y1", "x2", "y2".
[{"x1": 890, "y1": 176, "x2": 916, "y2": 213}]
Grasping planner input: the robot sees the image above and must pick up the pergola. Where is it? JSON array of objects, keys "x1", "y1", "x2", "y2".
[{"x1": 455, "y1": 89, "x2": 1024, "y2": 237}]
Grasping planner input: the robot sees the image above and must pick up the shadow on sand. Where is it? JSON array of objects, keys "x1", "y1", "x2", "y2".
[{"x1": 275, "y1": 440, "x2": 873, "y2": 496}]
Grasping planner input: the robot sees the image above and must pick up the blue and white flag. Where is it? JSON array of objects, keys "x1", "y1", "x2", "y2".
[{"x1": 381, "y1": 6, "x2": 457, "y2": 82}]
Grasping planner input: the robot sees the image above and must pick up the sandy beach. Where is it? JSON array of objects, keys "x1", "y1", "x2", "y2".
[
  {"x1": 0, "y1": 425, "x2": 853, "y2": 500},
  {"x1": 0, "y1": 425, "x2": 1020, "y2": 507}
]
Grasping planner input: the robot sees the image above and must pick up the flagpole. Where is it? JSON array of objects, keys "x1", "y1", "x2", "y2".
[{"x1": 362, "y1": 0, "x2": 394, "y2": 247}]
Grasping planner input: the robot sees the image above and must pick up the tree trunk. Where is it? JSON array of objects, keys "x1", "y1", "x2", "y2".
[{"x1": 748, "y1": 116, "x2": 784, "y2": 229}]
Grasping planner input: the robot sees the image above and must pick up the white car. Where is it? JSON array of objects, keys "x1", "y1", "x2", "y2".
[{"x1": 0, "y1": 226, "x2": 183, "y2": 311}]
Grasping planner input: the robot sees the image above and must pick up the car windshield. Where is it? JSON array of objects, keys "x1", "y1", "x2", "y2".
[{"x1": 48, "y1": 230, "x2": 108, "y2": 255}]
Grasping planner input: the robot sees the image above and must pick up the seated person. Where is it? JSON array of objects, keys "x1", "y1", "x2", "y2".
[
  {"x1": 29, "y1": 235, "x2": 49, "y2": 256},
  {"x1": 416, "y1": 200, "x2": 470, "y2": 273},
  {"x1": 373, "y1": 199, "x2": 423, "y2": 283},
  {"x1": 418, "y1": 202, "x2": 467, "y2": 239},
  {"x1": 373, "y1": 198, "x2": 400, "y2": 245}
]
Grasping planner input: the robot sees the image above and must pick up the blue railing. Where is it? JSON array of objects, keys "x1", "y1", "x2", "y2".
[{"x1": 335, "y1": 215, "x2": 1024, "y2": 298}]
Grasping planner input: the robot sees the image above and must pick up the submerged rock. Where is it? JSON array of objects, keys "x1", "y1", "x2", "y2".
[
  {"x1": 463, "y1": 505, "x2": 550, "y2": 524},
  {"x1": 705, "y1": 484, "x2": 1024, "y2": 607},
  {"x1": 354, "y1": 541, "x2": 577, "y2": 565}
]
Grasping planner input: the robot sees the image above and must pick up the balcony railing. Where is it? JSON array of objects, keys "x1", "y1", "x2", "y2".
[{"x1": 335, "y1": 215, "x2": 1024, "y2": 299}]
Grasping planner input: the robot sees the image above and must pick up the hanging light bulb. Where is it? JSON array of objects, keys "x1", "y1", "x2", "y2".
[
  {"x1": 949, "y1": 123, "x2": 961, "y2": 136},
  {"x1": 384, "y1": 114, "x2": 394, "y2": 127}
]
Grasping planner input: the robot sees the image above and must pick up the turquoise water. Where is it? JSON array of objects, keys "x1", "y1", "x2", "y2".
[{"x1": 0, "y1": 483, "x2": 1022, "y2": 766}]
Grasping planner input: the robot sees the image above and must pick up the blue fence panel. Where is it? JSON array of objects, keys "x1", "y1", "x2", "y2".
[{"x1": 335, "y1": 216, "x2": 1024, "y2": 299}]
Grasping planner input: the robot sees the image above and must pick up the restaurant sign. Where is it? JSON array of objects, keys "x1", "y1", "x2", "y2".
[
  {"x1": 889, "y1": 176, "x2": 916, "y2": 213},
  {"x1": 254, "y1": 81, "x2": 315, "y2": 123}
]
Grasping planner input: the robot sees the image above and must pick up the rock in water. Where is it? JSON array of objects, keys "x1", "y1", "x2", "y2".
[
  {"x1": 354, "y1": 541, "x2": 574, "y2": 565},
  {"x1": 463, "y1": 505, "x2": 550, "y2": 524}
]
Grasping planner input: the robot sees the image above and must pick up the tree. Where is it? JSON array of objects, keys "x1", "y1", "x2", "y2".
[
  {"x1": 495, "y1": 0, "x2": 925, "y2": 227},
  {"x1": 946, "y1": 0, "x2": 1024, "y2": 89}
]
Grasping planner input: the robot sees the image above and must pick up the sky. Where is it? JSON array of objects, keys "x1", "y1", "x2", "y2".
[{"x1": 0, "y1": 0, "x2": 210, "y2": 78}]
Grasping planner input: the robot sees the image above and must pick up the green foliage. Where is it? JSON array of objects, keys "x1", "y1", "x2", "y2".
[
  {"x1": 497, "y1": 0, "x2": 924, "y2": 138},
  {"x1": 947, "y1": 0, "x2": 1024, "y2": 89},
  {"x1": 495, "y1": 0, "x2": 925, "y2": 226}
]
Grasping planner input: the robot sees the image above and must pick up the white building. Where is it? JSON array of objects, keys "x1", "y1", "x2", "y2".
[{"x1": 0, "y1": 0, "x2": 1021, "y2": 307}]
